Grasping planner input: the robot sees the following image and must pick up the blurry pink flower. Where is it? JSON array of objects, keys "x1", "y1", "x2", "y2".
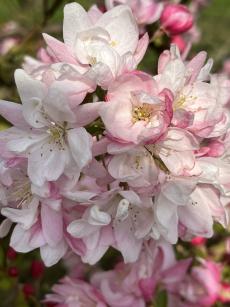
[
  {"x1": 105, "y1": 0, "x2": 163, "y2": 26},
  {"x1": 45, "y1": 277, "x2": 107, "y2": 307},
  {"x1": 91, "y1": 240, "x2": 191, "y2": 306},
  {"x1": 0, "y1": 37, "x2": 19, "y2": 55},
  {"x1": 160, "y1": 4, "x2": 194, "y2": 36},
  {"x1": 223, "y1": 59, "x2": 230, "y2": 76},
  {"x1": 179, "y1": 260, "x2": 221, "y2": 306}
]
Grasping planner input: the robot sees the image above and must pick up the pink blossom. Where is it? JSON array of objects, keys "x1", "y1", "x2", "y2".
[
  {"x1": 0, "y1": 70, "x2": 95, "y2": 186},
  {"x1": 3, "y1": 200, "x2": 68, "y2": 267},
  {"x1": 67, "y1": 189, "x2": 154, "y2": 264},
  {"x1": 41, "y1": 3, "x2": 149, "y2": 88},
  {"x1": 0, "y1": 37, "x2": 19, "y2": 55},
  {"x1": 91, "y1": 240, "x2": 190, "y2": 306},
  {"x1": 99, "y1": 72, "x2": 173, "y2": 145},
  {"x1": 105, "y1": 0, "x2": 163, "y2": 26},
  {"x1": 175, "y1": 260, "x2": 222, "y2": 306},
  {"x1": 160, "y1": 4, "x2": 194, "y2": 36},
  {"x1": 156, "y1": 45, "x2": 230, "y2": 138},
  {"x1": 45, "y1": 277, "x2": 107, "y2": 307}
]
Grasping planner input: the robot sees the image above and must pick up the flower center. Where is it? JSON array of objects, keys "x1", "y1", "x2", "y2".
[
  {"x1": 132, "y1": 103, "x2": 153, "y2": 123},
  {"x1": 110, "y1": 40, "x2": 118, "y2": 47},
  {"x1": 89, "y1": 56, "x2": 97, "y2": 65},
  {"x1": 174, "y1": 94, "x2": 197, "y2": 110},
  {"x1": 173, "y1": 95, "x2": 186, "y2": 110},
  {"x1": 47, "y1": 122, "x2": 66, "y2": 150}
]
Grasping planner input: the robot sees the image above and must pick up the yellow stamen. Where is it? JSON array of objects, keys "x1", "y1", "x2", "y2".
[
  {"x1": 110, "y1": 40, "x2": 117, "y2": 47},
  {"x1": 173, "y1": 95, "x2": 186, "y2": 110},
  {"x1": 132, "y1": 104, "x2": 152, "y2": 123}
]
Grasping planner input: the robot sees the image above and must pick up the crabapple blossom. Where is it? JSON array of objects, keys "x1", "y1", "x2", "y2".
[
  {"x1": 42, "y1": 3, "x2": 149, "y2": 88},
  {"x1": 99, "y1": 71, "x2": 173, "y2": 145},
  {"x1": 0, "y1": 1, "x2": 230, "y2": 304},
  {"x1": 0, "y1": 69, "x2": 95, "y2": 186},
  {"x1": 155, "y1": 45, "x2": 230, "y2": 138}
]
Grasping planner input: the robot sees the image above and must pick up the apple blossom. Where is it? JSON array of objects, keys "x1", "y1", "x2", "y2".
[
  {"x1": 42, "y1": 3, "x2": 149, "y2": 88},
  {"x1": 0, "y1": 1, "x2": 229, "y2": 303},
  {"x1": 0, "y1": 69, "x2": 95, "y2": 186}
]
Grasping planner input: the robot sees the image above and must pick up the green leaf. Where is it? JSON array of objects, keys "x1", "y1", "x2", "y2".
[
  {"x1": 0, "y1": 272, "x2": 13, "y2": 292},
  {"x1": 154, "y1": 290, "x2": 168, "y2": 307},
  {"x1": 15, "y1": 290, "x2": 29, "y2": 307}
]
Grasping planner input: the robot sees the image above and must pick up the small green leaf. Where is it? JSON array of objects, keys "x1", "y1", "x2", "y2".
[
  {"x1": 155, "y1": 289, "x2": 168, "y2": 307},
  {"x1": 0, "y1": 273, "x2": 12, "y2": 291}
]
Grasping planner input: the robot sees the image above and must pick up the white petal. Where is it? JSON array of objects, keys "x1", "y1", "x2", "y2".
[
  {"x1": 67, "y1": 219, "x2": 96, "y2": 238},
  {"x1": 43, "y1": 81, "x2": 76, "y2": 123},
  {"x1": 28, "y1": 142, "x2": 67, "y2": 186},
  {"x1": 40, "y1": 240, "x2": 68, "y2": 267},
  {"x1": 10, "y1": 225, "x2": 34, "y2": 253},
  {"x1": 14, "y1": 69, "x2": 47, "y2": 128},
  {"x1": 96, "y1": 5, "x2": 138, "y2": 55},
  {"x1": 1, "y1": 197, "x2": 39, "y2": 229},
  {"x1": 63, "y1": 3, "x2": 92, "y2": 49},
  {"x1": 0, "y1": 100, "x2": 26, "y2": 128},
  {"x1": 68, "y1": 128, "x2": 93, "y2": 169},
  {"x1": 87, "y1": 205, "x2": 111, "y2": 226},
  {"x1": 0, "y1": 219, "x2": 12, "y2": 238},
  {"x1": 7, "y1": 129, "x2": 47, "y2": 154},
  {"x1": 115, "y1": 199, "x2": 129, "y2": 221}
]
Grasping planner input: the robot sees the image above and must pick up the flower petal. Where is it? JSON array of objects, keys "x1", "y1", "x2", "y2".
[{"x1": 68, "y1": 128, "x2": 93, "y2": 169}]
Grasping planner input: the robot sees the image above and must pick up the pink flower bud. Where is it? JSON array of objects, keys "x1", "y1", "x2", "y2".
[
  {"x1": 8, "y1": 266, "x2": 19, "y2": 278},
  {"x1": 6, "y1": 247, "x2": 17, "y2": 260},
  {"x1": 23, "y1": 283, "x2": 35, "y2": 298},
  {"x1": 160, "y1": 4, "x2": 194, "y2": 35},
  {"x1": 191, "y1": 236, "x2": 207, "y2": 246},
  {"x1": 31, "y1": 260, "x2": 45, "y2": 279}
]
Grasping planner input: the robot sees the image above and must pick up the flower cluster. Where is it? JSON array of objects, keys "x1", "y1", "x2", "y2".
[
  {"x1": 44, "y1": 243, "x2": 230, "y2": 306},
  {"x1": 0, "y1": 1, "x2": 229, "y2": 306}
]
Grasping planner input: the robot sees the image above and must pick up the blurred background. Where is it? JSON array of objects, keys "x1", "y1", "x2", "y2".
[{"x1": 0, "y1": 0, "x2": 230, "y2": 306}]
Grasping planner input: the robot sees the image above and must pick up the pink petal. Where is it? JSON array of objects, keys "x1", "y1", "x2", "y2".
[
  {"x1": 42, "y1": 33, "x2": 77, "y2": 64},
  {"x1": 41, "y1": 204, "x2": 63, "y2": 246},
  {"x1": 134, "y1": 33, "x2": 149, "y2": 65},
  {"x1": 0, "y1": 100, "x2": 26, "y2": 127}
]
